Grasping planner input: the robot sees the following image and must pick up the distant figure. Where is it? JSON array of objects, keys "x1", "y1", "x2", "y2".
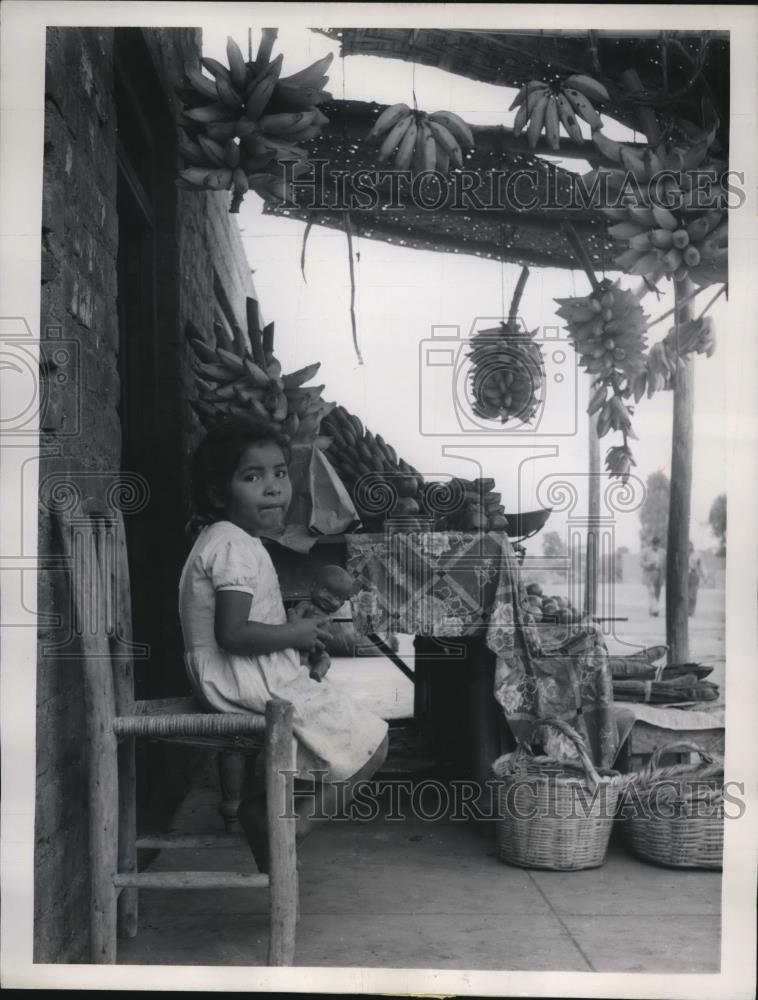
[
  {"x1": 640, "y1": 536, "x2": 666, "y2": 617},
  {"x1": 688, "y1": 542, "x2": 706, "y2": 617}
]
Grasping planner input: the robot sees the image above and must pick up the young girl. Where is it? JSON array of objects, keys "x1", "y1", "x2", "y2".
[{"x1": 179, "y1": 417, "x2": 389, "y2": 872}]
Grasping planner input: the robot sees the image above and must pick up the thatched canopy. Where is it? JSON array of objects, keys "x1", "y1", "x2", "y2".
[{"x1": 264, "y1": 30, "x2": 728, "y2": 270}]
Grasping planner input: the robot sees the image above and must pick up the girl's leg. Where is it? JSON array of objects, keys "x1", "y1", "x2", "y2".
[{"x1": 294, "y1": 732, "x2": 389, "y2": 844}]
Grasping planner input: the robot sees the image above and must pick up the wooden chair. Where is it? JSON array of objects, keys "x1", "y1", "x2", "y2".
[{"x1": 52, "y1": 503, "x2": 298, "y2": 965}]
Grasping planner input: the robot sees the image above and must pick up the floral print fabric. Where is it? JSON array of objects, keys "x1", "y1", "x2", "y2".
[{"x1": 347, "y1": 531, "x2": 619, "y2": 767}]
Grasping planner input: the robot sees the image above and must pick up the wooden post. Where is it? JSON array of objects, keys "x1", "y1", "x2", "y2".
[
  {"x1": 585, "y1": 409, "x2": 601, "y2": 616},
  {"x1": 468, "y1": 643, "x2": 502, "y2": 839},
  {"x1": 265, "y1": 700, "x2": 297, "y2": 966},
  {"x1": 666, "y1": 276, "x2": 696, "y2": 662}
]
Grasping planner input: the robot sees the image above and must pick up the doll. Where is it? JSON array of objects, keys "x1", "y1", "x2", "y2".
[{"x1": 291, "y1": 565, "x2": 355, "y2": 682}]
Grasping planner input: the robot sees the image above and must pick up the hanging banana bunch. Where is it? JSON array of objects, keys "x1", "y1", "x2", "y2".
[
  {"x1": 365, "y1": 104, "x2": 475, "y2": 174},
  {"x1": 635, "y1": 315, "x2": 717, "y2": 402},
  {"x1": 509, "y1": 74, "x2": 609, "y2": 151},
  {"x1": 466, "y1": 267, "x2": 544, "y2": 425},
  {"x1": 176, "y1": 31, "x2": 333, "y2": 212},
  {"x1": 587, "y1": 124, "x2": 728, "y2": 287},
  {"x1": 186, "y1": 297, "x2": 333, "y2": 445}
]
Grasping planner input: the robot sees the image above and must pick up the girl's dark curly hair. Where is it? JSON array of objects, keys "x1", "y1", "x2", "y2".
[{"x1": 187, "y1": 416, "x2": 292, "y2": 536}]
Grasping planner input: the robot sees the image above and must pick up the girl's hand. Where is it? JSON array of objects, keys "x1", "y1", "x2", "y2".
[{"x1": 288, "y1": 616, "x2": 332, "y2": 652}]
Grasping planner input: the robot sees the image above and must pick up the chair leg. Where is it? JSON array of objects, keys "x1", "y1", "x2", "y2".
[
  {"x1": 265, "y1": 701, "x2": 297, "y2": 966},
  {"x1": 218, "y1": 752, "x2": 247, "y2": 833},
  {"x1": 88, "y1": 724, "x2": 119, "y2": 963},
  {"x1": 117, "y1": 736, "x2": 139, "y2": 937}
]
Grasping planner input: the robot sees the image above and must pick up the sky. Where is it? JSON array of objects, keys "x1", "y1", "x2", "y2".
[{"x1": 200, "y1": 22, "x2": 729, "y2": 554}]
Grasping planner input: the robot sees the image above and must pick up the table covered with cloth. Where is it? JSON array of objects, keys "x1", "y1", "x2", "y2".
[{"x1": 346, "y1": 531, "x2": 620, "y2": 768}]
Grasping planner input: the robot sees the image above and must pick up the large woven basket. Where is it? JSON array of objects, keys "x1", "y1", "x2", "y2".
[
  {"x1": 621, "y1": 742, "x2": 724, "y2": 869},
  {"x1": 490, "y1": 718, "x2": 625, "y2": 871}
]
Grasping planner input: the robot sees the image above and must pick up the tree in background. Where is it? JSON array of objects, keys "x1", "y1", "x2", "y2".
[
  {"x1": 541, "y1": 531, "x2": 567, "y2": 559},
  {"x1": 708, "y1": 494, "x2": 727, "y2": 555},
  {"x1": 639, "y1": 471, "x2": 670, "y2": 546}
]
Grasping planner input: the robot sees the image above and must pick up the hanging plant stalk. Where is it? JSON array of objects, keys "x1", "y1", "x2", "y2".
[{"x1": 343, "y1": 211, "x2": 363, "y2": 365}]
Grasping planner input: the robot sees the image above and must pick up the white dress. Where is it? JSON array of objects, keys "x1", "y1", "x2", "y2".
[{"x1": 178, "y1": 520, "x2": 388, "y2": 783}]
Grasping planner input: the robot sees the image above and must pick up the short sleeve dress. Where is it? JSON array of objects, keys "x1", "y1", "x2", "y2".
[{"x1": 178, "y1": 520, "x2": 388, "y2": 783}]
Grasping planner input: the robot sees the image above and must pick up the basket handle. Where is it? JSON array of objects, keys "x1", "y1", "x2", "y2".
[
  {"x1": 530, "y1": 717, "x2": 602, "y2": 788},
  {"x1": 641, "y1": 741, "x2": 715, "y2": 781}
]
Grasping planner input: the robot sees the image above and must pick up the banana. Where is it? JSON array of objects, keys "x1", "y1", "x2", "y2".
[
  {"x1": 282, "y1": 362, "x2": 321, "y2": 388},
  {"x1": 187, "y1": 337, "x2": 219, "y2": 365},
  {"x1": 628, "y1": 251, "x2": 662, "y2": 276},
  {"x1": 226, "y1": 37, "x2": 250, "y2": 91},
  {"x1": 608, "y1": 220, "x2": 647, "y2": 240},
  {"x1": 632, "y1": 370, "x2": 647, "y2": 402},
  {"x1": 650, "y1": 228, "x2": 674, "y2": 250},
  {"x1": 555, "y1": 92, "x2": 583, "y2": 142},
  {"x1": 394, "y1": 118, "x2": 418, "y2": 170},
  {"x1": 279, "y1": 52, "x2": 334, "y2": 88},
  {"x1": 259, "y1": 111, "x2": 313, "y2": 134},
  {"x1": 245, "y1": 72, "x2": 279, "y2": 121},
  {"x1": 652, "y1": 205, "x2": 679, "y2": 231},
  {"x1": 592, "y1": 129, "x2": 624, "y2": 164},
  {"x1": 544, "y1": 95, "x2": 560, "y2": 151},
  {"x1": 627, "y1": 206, "x2": 655, "y2": 227},
  {"x1": 508, "y1": 79, "x2": 549, "y2": 110},
  {"x1": 184, "y1": 102, "x2": 237, "y2": 124},
  {"x1": 596, "y1": 400, "x2": 614, "y2": 437},
  {"x1": 588, "y1": 382, "x2": 608, "y2": 415},
  {"x1": 197, "y1": 135, "x2": 228, "y2": 168},
  {"x1": 428, "y1": 110, "x2": 474, "y2": 148},
  {"x1": 201, "y1": 57, "x2": 234, "y2": 85},
  {"x1": 564, "y1": 74, "x2": 610, "y2": 104},
  {"x1": 512, "y1": 102, "x2": 529, "y2": 137},
  {"x1": 421, "y1": 122, "x2": 437, "y2": 172},
  {"x1": 619, "y1": 146, "x2": 648, "y2": 182},
  {"x1": 377, "y1": 113, "x2": 413, "y2": 163},
  {"x1": 526, "y1": 93, "x2": 549, "y2": 149},
  {"x1": 629, "y1": 232, "x2": 653, "y2": 252},
  {"x1": 206, "y1": 121, "x2": 239, "y2": 143},
  {"x1": 184, "y1": 65, "x2": 220, "y2": 101},
  {"x1": 178, "y1": 132, "x2": 209, "y2": 166},
  {"x1": 426, "y1": 119, "x2": 464, "y2": 167},
  {"x1": 683, "y1": 245, "x2": 701, "y2": 267},
  {"x1": 614, "y1": 247, "x2": 643, "y2": 271},
  {"x1": 563, "y1": 88, "x2": 602, "y2": 128},
  {"x1": 253, "y1": 136, "x2": 307, "y2": 160},
  {"x1": 215, "y1": 74, "x2": 243, "y2": 110},
  {"x1": 366, "y1": 102, "x2": 411, "y2": 142}
]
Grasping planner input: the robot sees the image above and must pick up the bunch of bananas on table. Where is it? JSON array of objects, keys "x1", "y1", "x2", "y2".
[
  {"x1": 175, "y1": 32, "x2": 332, "y2": 210},
  {"x1": 467, "y1": 321, "x2": 545, "y2": 425},
  {"x1": 186, "y1": 298, "x2": 332, "y2": 444},
  {"x1": 588, "y1": 126, "x2": 728, "y2": 287},
  {"x1": 418, "y1": 477, "x2": 509, "y2": 532},
  {"x1": 365, "y1": 104, "x2": 475, "y2": 174},
  {"x1": 319, "y1": 406, "x2": 426, "y2": 529},
  {"x1": 510, "y1": 75, "x2": 609, "y2": 150},
  {"x1": 554, "y1": 279, "x2": 648, "y2": 381}
]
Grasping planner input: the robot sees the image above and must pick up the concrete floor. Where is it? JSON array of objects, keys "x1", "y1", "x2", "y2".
[
  {"x1": 117, "y1": 582, "x2": 724, "y2": 971},
  {"x1": 117, "y1": 783, "x2": 722, "y2": 971}
]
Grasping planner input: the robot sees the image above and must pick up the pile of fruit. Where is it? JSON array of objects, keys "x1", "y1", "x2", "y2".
[
  {"x1": 510, "y1": 74, "x2": 609, "y2": 150},
  {"x1": 522, "y1": 584, "x2": 584, "y2": 625},
  {"x1": 175, "y1": 31, "x2": 333, "y2": 210},
  {"x1": 365, "y1": 104, "x2": 475, "y2": 175},
  {"x1": 319, "y1": 405, "x2": 426, "y2": 529},
  {"x1": 187, "y1": 297, "x2": 332, "y2": 444},
  {"x1": 419, "y1": 477, "x2": 509, "y2": 532}
]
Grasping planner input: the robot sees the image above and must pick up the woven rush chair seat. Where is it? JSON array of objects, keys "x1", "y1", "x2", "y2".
[{"x1": 51, "y1": 504, "x2": 299, "y2": 965}]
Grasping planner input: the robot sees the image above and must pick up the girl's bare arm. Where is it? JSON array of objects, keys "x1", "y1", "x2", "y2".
[{"x1": 215, "y1": 590, "x2": 331, "y2": 655}]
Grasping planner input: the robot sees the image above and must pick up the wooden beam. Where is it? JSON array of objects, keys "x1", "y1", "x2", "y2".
[{"x1": 665, "y1": 276, "x2": 695, "y2": 662}]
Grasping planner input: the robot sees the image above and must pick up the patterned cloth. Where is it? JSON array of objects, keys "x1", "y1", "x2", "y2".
[{"x1": 347, "y1": 531, "x2": 619, "y2": 768}]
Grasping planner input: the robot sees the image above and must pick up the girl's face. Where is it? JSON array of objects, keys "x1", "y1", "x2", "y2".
[{"x1": 221, "y1": 441, "x2": 292, "y2": 535}]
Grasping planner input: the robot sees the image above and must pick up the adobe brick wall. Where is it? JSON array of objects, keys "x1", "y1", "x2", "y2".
[{"x1": 36, "y1": 26, "x2": 255, "y2": 963}]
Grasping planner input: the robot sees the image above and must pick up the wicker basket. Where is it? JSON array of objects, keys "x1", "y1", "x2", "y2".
[
  {"x1": 490, "y1": 718, "x2": 625, "y2": 871},
  {"x1": 621, "y1": 742, "x2": 724, "y2": 869}
]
